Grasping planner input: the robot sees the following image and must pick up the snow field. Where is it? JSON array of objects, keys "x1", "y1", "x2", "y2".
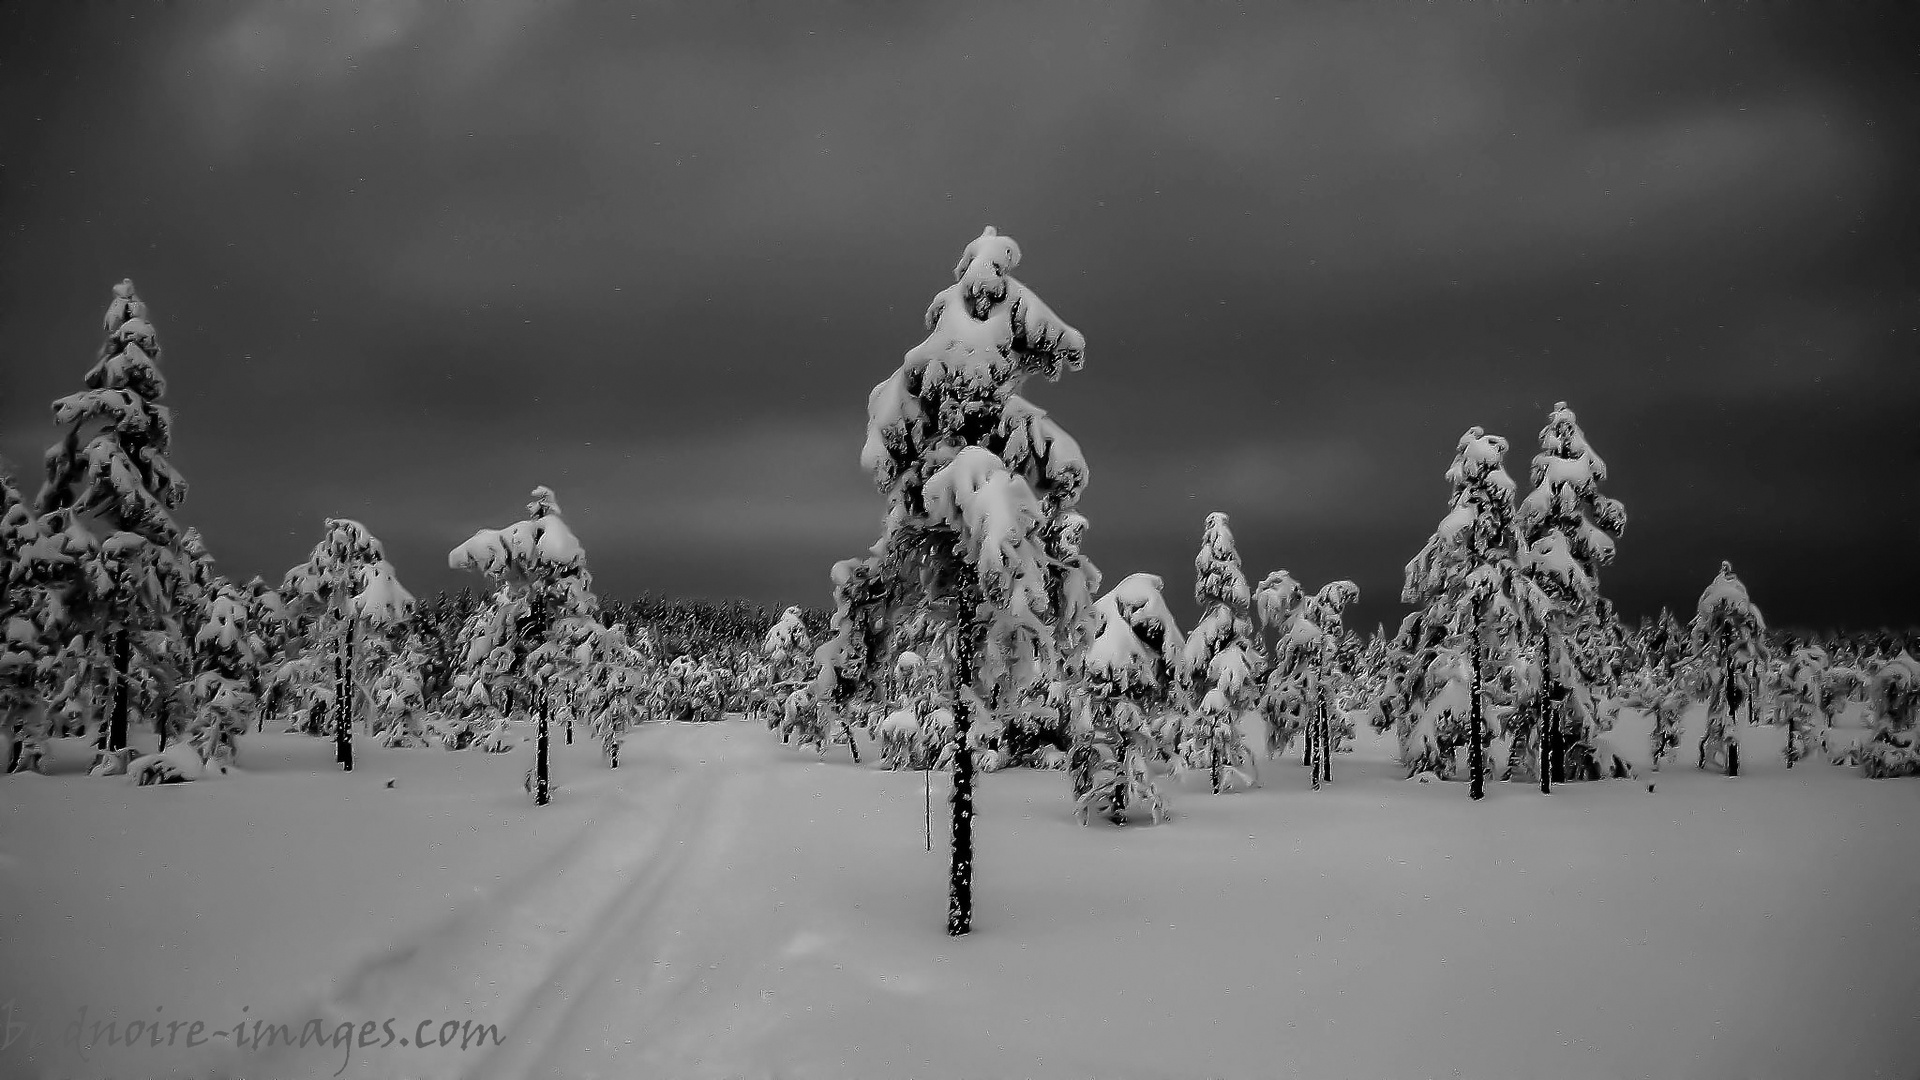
[{"x1": 3, "y1": 706, "x2": 1916, "y2": 1080}]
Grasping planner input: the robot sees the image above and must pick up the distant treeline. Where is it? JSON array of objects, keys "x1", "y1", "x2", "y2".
[{"x1": 417, "y1": 588, "x2": 830, "y2": 665}]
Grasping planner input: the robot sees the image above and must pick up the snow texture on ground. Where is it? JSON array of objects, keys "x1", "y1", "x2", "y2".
[{"x1": 2, "y1": 705, "x2": 1915, "y2": 1080}]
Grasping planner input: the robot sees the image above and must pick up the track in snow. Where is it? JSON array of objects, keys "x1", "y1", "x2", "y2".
[{"x1": 196, "y1": 720, "x2": 816, "y2": 1080}]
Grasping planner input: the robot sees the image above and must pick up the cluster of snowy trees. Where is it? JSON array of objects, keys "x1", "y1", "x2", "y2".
[
  {"x1": 0, "y1": 279, "x2": 829, "y2": 796},
  {"x1": 6, "y1": 253, "x2": 1916, "y2": 935},
  {"x1": 748, "y1": 228, "x2": 1918, "y2": 934}
]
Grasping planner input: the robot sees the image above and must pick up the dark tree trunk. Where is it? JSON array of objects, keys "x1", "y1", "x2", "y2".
[
  {"x1": 1724, "y1": 657, "x2": 1739, "y2": 778},
  {"x1": 1210, "y1": 719, "x2": 1224, "y2": 794},
  {"x1": 947, "y1": 621, "x2": 977, "y2": 937},
  {"x1": 336, "y1": 620, "x2": 356, "y2": 772},
  {"x1": 1469, "y1": 631, "x2": 1485, "y2": 801},
  {"x1": 1540, "y1": 691, "x2": 1555, "y2": 796},
  {"x1": 1310, "y1": 687, "x2": 1324, "y2": 791},
  {"x1": 155, "y1": 692, "x2": 170, "y2": 752},
  {"x1": 535, "y1": 695, "x2": 550, "y2": 805},
  {"x1": 106, "y1": 629, "x2": 132, "y2": 753},
  {"x1": 1548, "y1": 706, "x2": 1565, "y2": 785},
  {"x1": 1317, "y1": 704, "x2": 1332, "y2": 786}
]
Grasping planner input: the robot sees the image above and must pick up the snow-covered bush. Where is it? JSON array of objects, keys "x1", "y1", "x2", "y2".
[{"x1": 1861, "y1": 652, "x2": 1920, "y2": 778}]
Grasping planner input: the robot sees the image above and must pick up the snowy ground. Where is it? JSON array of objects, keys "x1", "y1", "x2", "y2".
[{"x1": 2, "y1": 706, "x2": 1916, "y2": 1080}]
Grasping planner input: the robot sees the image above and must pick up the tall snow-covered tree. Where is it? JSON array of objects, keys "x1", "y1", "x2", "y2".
[
  {"x1": 1403, "y1": 427, "x2": 1547, "y2": 798},
  {"x1": 1689, "y1": 561, "x2": 1767, "y2": 776},
  {"x1": 450, "y1": 486, "x2": 597, "y2": 805},
  {"x1": 282, "y1": 519, "x2": 415, "y2": 771},
  {"x1": 1271, "y1": 579, "x2": 1361, "y2": 790},
  {"x1": 1252, "y1": 569, "x2": 1308, "y2": 759},
  {"x1": 34, "y1": 279, "x2": 192, "y2": 763},
  {"x1": 814, "y1": 226, "x2": 1097, "y2": 936},
  {"x1": 1516, "y1": 401, "x2": 1627, "y2": 786},
  {"x1": 1075, "y1": 573, "x2": 1183, "y2": 823},
  {"x1": 1177, "y1": 512, "x2": 1263, "y2": 793}
]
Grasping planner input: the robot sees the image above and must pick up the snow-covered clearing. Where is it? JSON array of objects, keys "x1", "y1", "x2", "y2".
[{"x1": 3, "y1": 712, "x2": 1916, "y2": 1080}]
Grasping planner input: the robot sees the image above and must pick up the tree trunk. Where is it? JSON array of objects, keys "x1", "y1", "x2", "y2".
[
  {"x1": 1317, "y1": 703, "x2": 1332, "y2": 786},
  {"x1": 1469, "y1": 631, "x2": 1485, "y2": 801},
  {"x1": 1548, "y1": 703, "x2": 1565, "y2": 785},
  {"x1": 1210, "y1": 720, "x2": 1224, "y2": 794},
  {"x1": 156, "y1": 691, "x2": 170, "y2": 752},
  {"x1": 535, "y1": 693, "x2": 551, "y2": 805},
  {"x1": 947, "y1": 620, "x2": 977, "y2": 937},
  {"x1": 1310, "y1": 682, "x2": 1324, "y2": 792},
  {"x1": 106, "y1": 629, "x2": 132, "y2": 753},
  {"x1": 1540, "y1": 693, "x2": 1554, "y2": 796},
  {"x1": 1725, "y1": 657, "x2": 1739, "y2": 778},
  {"x1": 336, "y1": 620, "x2": 356, "y2": 771}
]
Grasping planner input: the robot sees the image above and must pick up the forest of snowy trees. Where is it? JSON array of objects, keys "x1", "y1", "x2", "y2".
[{"x1": 3, "y1": 250, "x2": 1918, "y2": 933}]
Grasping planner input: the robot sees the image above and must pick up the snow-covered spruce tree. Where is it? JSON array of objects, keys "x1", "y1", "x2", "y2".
[
  {"x1": 147, "y1": 526, "x2": 222, "y2": 753},
  {"x1": 1403, "y1": 427, "x2": 1548, "y2": 798},
  {"x1": 1689, "y1": 561, "x2": 1767, "y2": 776},
  {"x1": 449, "y1": 487, "x2": 597, "y2": 805},
  {"x1": 370, "y1": 632, "x2": 434, "y2": 748},
  {"x1": 34, "y1": 279, "x2": 192, "y2": 763},
  {"x1": 1251, "y1": 570, "x2": 1308, "y2": 759},
  {"x1": 1516, "y1": 402, "x2": 1626, "y2": 786},
  {"x1": 1771, "y1": 645, "x2": 1832, "y2": 768},
  {"x1": 878, "y1": 649, "x2": 955, "y2": 770},
  {"x1": 814, "y1": 226, "x2": 1096, "y2": 936},
  {"x1": 1271, "y1": 579, "x2": 1362, "y2": 790},
  {"x1": 762, "y1": 605, "x2": 816, "y2": 737},
  {"x1": 281, "y1": 520, "x2": 415, "y2": 771},
  {"x1": 577, "y1": 622, "x2": 651, "y2": 767},
  {"x1": 1, "y1": 466, "x2": 83, "y2": 772},
  {"x1": 1176, "y1": 512, "x2": 1264, "y2": 793},
  {"x1": 1860, "y1": 651, "x2": 1920, "y2": 778},
  {"x1": 243, "y1": 577, "x2": 289, "y2": 731},
  {"x1": 185, "y1": 579, "x2": 261, "y2": 767},
  {"x1": 1074, "y1": 573, "x2": 1182, "y2": 823}
]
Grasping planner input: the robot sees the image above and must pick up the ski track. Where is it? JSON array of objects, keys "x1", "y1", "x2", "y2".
[{"x1": 195, "y1": 721, "x2": 751, "y2": 1080}]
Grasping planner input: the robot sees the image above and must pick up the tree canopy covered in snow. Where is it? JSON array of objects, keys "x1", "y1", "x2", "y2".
[
  {"x1": 1177, "y1": 512, "x2": 1264, "y2": 793},
  {"x1": 28, "y1": 280, "x2": 194, "y2": 761},
  {"x1": 815, "y1": 226, "x2": 1096, "y2": 934}
]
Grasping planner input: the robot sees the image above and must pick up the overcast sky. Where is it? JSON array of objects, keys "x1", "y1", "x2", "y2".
[{"x1": 2, "y1": 2, "x2": 1914, "y2": 633}]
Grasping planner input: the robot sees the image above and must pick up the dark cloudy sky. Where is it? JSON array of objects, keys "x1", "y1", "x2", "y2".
[{"x1": 3, "y1": 2, "x2": 1915, "y2": 633}]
